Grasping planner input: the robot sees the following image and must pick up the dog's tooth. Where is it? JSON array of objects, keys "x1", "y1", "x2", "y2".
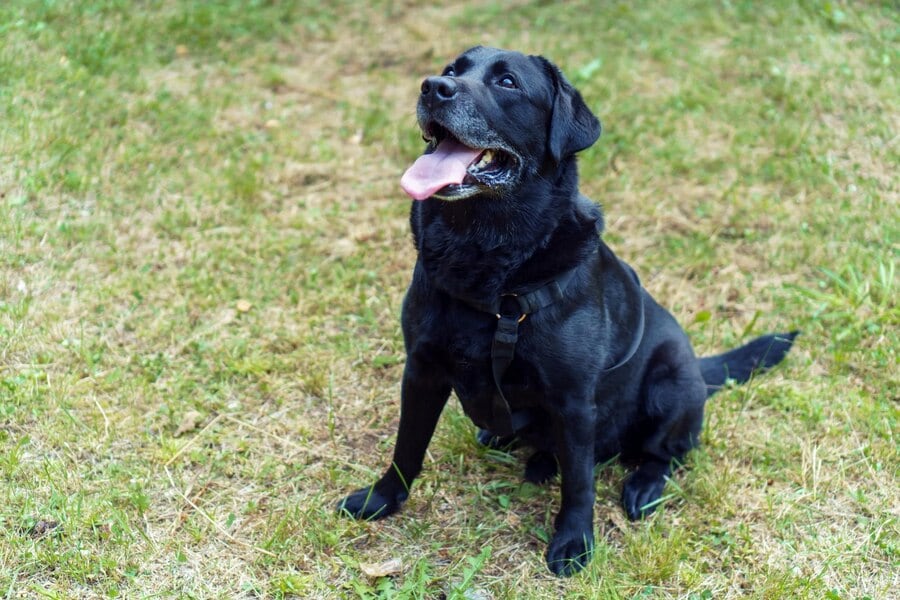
[{"x1": 473, "y1": 150, "x2": 492, "y2": 169}]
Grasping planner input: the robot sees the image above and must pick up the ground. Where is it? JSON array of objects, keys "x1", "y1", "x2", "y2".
[{"x1": 0, "y1": 1, "x2": 897, "y2": 598}]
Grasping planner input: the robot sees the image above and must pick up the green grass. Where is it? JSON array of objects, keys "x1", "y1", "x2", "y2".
[{"x1": 1, "y1": 0, "x2": 897, "y2": 597}]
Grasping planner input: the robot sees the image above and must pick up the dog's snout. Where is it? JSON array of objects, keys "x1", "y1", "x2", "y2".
[{"x1": 421, "y1": 76, "x2": 458, "y2": 102}]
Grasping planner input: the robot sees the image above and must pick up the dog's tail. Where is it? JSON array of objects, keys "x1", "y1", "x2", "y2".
[{"x1": 699, "y1": 331, "x2": 799, "y2": 397}]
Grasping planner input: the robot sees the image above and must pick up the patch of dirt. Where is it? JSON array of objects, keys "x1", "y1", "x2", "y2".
[{"x1": 26, "y1": 519, "x2": 61, "y2": 539}]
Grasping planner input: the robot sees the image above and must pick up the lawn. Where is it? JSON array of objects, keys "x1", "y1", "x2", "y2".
[{"x1": 0, "y1": 1, "x2": 897, "y2": 598}]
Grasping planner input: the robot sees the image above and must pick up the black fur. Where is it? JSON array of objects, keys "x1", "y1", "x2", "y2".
[{"x1": 337, "y1": 47, "x2": 797, "y2": 577}]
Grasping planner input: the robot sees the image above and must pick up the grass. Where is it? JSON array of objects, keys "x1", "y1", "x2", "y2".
[{"x1": 0, "y1": 0, "x2": 896, "y2": 597}]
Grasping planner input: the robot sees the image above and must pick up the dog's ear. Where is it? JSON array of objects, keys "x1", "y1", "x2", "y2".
[{"x1": 539, "y1": 57, "x2": 602, "y2": 163}]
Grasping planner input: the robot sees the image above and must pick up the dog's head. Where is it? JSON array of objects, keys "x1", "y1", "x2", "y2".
[{"x1": 401, "y1": 46, "x2": 601, "y2": 202}]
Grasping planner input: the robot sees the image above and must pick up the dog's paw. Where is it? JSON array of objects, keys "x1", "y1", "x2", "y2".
[
  {"x1": 336, "y1": 486, "x2": 405, "y2": 520},
  {"x1": 546, "y1": 527, "x2": 594, "y2": 577},
  {"x1": 524, "y1": 451, "x2": 558, "y2": 484},
  {"x1": 476, "y1": 428, "x2": 518, "y2": 450},
  {"x1": 622, "y1": 468, "x2": 668, "y2": 521}
]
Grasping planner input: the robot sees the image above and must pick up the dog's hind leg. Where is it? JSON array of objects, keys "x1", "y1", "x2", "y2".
[
  {"x1": 622, "y1": 350, "x2": 706, "y2": 520},
  {"x1": 621, "y1": 407, "x2": 704, "y2": 519}
]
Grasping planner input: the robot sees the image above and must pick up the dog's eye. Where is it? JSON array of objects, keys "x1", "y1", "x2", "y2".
[{"x1": 498, "y1": 75, "x2": 517, "y2": 89}]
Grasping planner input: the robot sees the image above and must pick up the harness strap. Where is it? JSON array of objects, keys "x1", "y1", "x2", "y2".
[
  {"x1": 462, "y1": 265, "x2": 582, "y2": 436},
  {"x1": 459, "y1": 267, "x2": 578, "y2": 316},
  {"x1": 490, "y1": 315, "x2": 522, "y2": 436},
  {"x1": 601, "y1": 292, "x2": 645, "y2": 373}
]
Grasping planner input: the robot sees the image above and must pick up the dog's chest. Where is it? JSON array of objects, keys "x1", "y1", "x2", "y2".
[{"x1": 445, "y1": 326, "x2": 541, "y2": 430}]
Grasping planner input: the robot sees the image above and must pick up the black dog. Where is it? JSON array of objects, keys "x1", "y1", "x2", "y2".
[{"x1": 338, "y1": 46, "x2": 797, "y2": 576}]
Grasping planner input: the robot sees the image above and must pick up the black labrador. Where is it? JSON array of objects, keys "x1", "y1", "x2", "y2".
[{"x1": 338, "y1": 46, "x2": 797, "y2": 576}]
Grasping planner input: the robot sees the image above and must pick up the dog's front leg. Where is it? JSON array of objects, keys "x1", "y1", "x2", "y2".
[
  {"x1": 337, "y1": 358, "x2": 450, "y2": 520},
  {"x1": 545, "y1": 397, "x2": 597, "y2": 576}
]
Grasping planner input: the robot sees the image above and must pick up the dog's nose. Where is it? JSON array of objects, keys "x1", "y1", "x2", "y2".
[{"x1": 421, "y1": 76, "x2": 457, "y2": 102}]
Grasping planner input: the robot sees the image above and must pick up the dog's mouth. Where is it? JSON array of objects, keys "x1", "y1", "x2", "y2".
[{"x1": 400, "y1": 123, "x2": 516, "y2": 201}]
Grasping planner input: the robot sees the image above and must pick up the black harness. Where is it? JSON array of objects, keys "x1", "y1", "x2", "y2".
[{"x1": 455, "y1": 245, "x2": 646, "y2": 437}]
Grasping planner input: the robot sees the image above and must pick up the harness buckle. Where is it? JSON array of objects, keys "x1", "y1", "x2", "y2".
[
  {"x1": 496, "y1": 292, "x2": 526, "y2": 323},
  {"x1": 495, "y1": 313, "x2": 527, "y2": 323}
]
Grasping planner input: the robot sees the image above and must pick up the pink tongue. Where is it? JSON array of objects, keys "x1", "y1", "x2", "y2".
[{"x1": 400, "y1": 138, "x2": 481, "y2": 201}]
